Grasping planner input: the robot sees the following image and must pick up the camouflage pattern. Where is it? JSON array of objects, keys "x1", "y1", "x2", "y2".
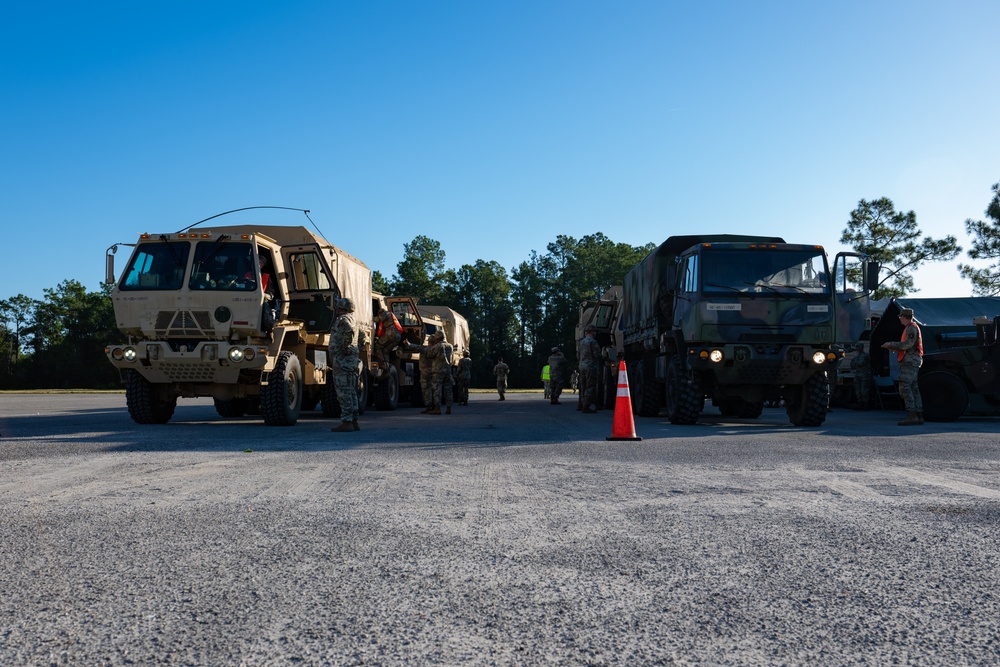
[
  {"x1": 330, "y1": 307, "x2": 360, "y2": 422},
  {"x1": 548, "y1": 349, "x2": 567, "y2": 404},
  {"x1": 897, "y1": 364, "x2": 923, "y2": 413},
  {"x1": 373, "y1": 309, "x2": 402, "y2": 365},
  {"x1": 410, "y1": 337, "x2": 444, "y2": 408},
  {"x1": 438, "y1": 340, "x2": 455, "y2": 408},
  {"x1": 493, "y1": 360, "x2": 509, "y2": 397},
  {"x1": 457, "y1": 353, "x2": 472, "y2": 405},
  {"x1": 849, "y1": 344, "x2": 871, "y2": 408},
  {"x1": 578, "y1": 333, "x2": 601, "y2": 410},
  {"x1": 885, "y1": 323, "x2": 923, "y2": 413}
]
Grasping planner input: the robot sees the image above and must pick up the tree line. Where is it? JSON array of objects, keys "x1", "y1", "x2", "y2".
[{"x1": 2, "y1": 181, "x2": 999, "y2": 390}]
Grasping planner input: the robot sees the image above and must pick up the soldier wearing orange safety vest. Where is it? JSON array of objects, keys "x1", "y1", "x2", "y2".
[
  {"x1": 372, "y1": 301, "x2": 403, "y2": 369},
  {"x1": 881, "y1": 307, "x2": 924, "y2": 426}
]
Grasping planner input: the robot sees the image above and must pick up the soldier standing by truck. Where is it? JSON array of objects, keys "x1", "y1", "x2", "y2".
[
  {"x1": 372, "y1": 300, "x2": 403, "y2": 370},
  {"x1": 330, "y1": 298, "x2": 361, "y2": 433},
  {"x1": 578, "y1": 325, "x2": 601, "y2": 413},
  {"x1": 457, "y1": 350, "x2": 472, "y2": 406},
  {"x1": 437, "y1": 332, "x2": 455, "y2": 414},
  {"x1": 881, "y1": 307, "x2": 924, "y2": 426},
  {"x1": 548, "y1": 347, "x2": 567, "y2": 405}
]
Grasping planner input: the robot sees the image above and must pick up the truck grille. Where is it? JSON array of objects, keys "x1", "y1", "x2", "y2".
[
  {"x1": 154, "y1": 310, "x2": 215, "y2": 337},
  {"x1": 159, "y1": 362, "x2": 219, "y2": 383}
]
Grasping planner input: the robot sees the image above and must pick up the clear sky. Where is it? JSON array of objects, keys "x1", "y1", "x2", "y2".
[{"x1": 3, "y1": 1, "x2": 998, "y2": 302}]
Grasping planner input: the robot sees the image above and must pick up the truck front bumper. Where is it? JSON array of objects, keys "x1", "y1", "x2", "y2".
[
  {"x1": 105, "y1": 341, "x2": 269, "y2": 384},
  {"x1": 685, "y1": 344, "x2": 841, "y2": 385}
]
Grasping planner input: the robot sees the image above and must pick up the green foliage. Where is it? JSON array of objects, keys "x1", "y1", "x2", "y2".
[
  {"x1": 371, "y1": 270, "x2": 390, "y2": 295},
  {"x1": 959, "y1": 182, "x2": 1000, "y2": 296},
  {"x1": 840, "y1": 197, "x2": 961, "y2": 299},
  {"x1": 389, "y1": 235, "x2": 448, "y2": 303}
]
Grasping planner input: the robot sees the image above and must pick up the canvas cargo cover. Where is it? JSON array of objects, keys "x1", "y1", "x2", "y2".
[
  {"x1": 417, "y1": 305, "x2": 470, "y2": 355},
  {"x1": 620, "y1": 234, "x2": 785, "y2": 340},
  {"x1": 870, "y1": 296, "x2": 1000, "y2": 362}
]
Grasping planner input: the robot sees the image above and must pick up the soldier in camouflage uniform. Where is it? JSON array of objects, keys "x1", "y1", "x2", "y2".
[
  {"x1": 438, "y1": 333, "x2": 455, "y2": 414},
  {"x1": 577, "y1": 325, "x2": 601, "y2": 413},
  {"x1": 406, "y1": 333, "x2": 444, "y2": 414},
  {"x1": 881, "y1": 307, "x2": 924, "y2": 426},
  {"x1": 329, "y1": 297, "x2": 361, "y2": 432},
  {"x1": 548, "y1": 346, "x2": 567, "y2": 405},
  {"x1": 849, "y1": 341, "x2": 871, "y2": 410},
  {"x1": 372, "y1": 301, "x2": 402, "y2": 371},
  {"x1": 456, "y1": 350, "x2": 472, "y2": 405},
  {"x1": 493, "y1": 357, "x2": 509, "y2": 400}
]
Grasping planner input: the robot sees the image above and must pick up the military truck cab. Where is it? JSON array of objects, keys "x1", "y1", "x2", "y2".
[
  {"x1": 105, "y1": 223, "x2": 371, "y2": 426},
  {"x1": 619, "y1": 235, "x2": 876, "y2": 426}
]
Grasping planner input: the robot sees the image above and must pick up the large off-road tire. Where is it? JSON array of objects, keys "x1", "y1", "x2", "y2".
[
  {"x1": 357, "y1": 367, "x2": 369, "y2": 416},
  {"x1": 320, "y1": 378, "x2": 340, "y2": 418},
  {"x1": 214, "y1": 397, "x2": 248, "y2": 418},
  {"x1": 409, "y1": 369, "x2": 425, "y2": 408},
  {"x1": 374, "y1": 365, "x2": 400, "y2": 411},
  {"x1": 919, "y1": 371, "x2": 969, "y2": 422},
  {"x1": 665, "y1": 356, "x2": 702, "y2": 425},
  {"x1": 786, "y1": 372, "x2": 829, "y2": 426},
  {"x1": 260, "y1": 351, "x2": 302, "y2": 426},
  {"x1": 599, "y1": 364, "x2": 616, "y2": 410},
  {"x1": 628, "y1": 356, "x2": 663, "y2": 417},
  {"x1": 125, "y1": 370, "x2": 177, "y2": 424}
]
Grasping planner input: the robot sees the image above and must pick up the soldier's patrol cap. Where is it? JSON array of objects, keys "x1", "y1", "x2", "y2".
[
  {"x1": 898, "y1": 308, "x2": 914, "y2": 318},
  {"x1": 585, "y1": 324, "x2": 597, "y2": 333},
  {"x1": 551, "y1": 346, "x2": 560, "y2": 353},
  {"x1": 337, "y1": 297, "x2": 355, "y2": 312}
]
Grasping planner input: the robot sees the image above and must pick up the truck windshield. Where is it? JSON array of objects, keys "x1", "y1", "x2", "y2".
[
  {"x1": 188, "y1": 241, "x2": 257, "y2": 291},
  {"x1": 119, "y1": 242, "x2": 190, "y2": 291},
  {"x1": 701, "y1": 248, "x2": 829, "y2": 296}
]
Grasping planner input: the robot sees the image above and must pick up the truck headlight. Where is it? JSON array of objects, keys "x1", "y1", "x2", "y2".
[
  {"x1": 709, "y1": 349, "x2": 724, "y2": 363},
  {"x1": 123, "y1": 347, "x2": 138, "y2": 363},
  {"x1": 812, "y1": 351, "x2": 827, "y2": 365},
  {"x1": 228, "y1": 347, "x2": 245, "y2": 362}
]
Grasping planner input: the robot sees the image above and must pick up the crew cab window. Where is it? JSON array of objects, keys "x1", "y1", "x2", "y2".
[
  {"x1": 120, "y1": 242, "x2": 190, "y2": 290},
  {"x1": 681, "y1": 255, "x2": 698, "y2": 293},
  {"x1": 289, "y1": 252, "x2": 332, "y2": 291},
  {"x1": 188, "y1": 241, "x2": 257, "y2": 291}
]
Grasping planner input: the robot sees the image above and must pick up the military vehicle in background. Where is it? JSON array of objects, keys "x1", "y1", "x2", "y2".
[
  {"x1": 617, "y1": 234, "x2": 877, "y2": 426},
  {"x1": 868, "y1": 297, "x2": 1000, "y2": 421},
  {"x1": 367, "y1": 297, "x2": 470, "y2": 411},
  {"x1": 575, "y1": 286, "x2": 623, "y2": 410},
  {"x1": 105, "y1": 221, "x2": 372, "y2": 426}
]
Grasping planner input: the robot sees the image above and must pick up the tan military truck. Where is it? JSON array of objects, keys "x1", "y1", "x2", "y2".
[
  {"x1": 104, "y1": 223, "x2": 372, "y2": 425},
  {"x1": 367, "y1": 296, "x2": 471, "y2": 410}
]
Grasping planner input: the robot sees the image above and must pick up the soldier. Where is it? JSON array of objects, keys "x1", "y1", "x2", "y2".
[
  {"x1": 850, "y1": 341, "x2": 871, "y2": 410},
  {"x1": 406, "y1": 333, "x2": 444, "y2": 414},
  {"x1": 548, "y1": 346, "x2": 567, "y2": 405},
  {"x1": 881, "y1": 307, "x2": 924, "y2": 426},
  {"x1": 493, "y1": 356, "x2": 509, "y2": 400},
  {"x1": 578, "y1": 325, "x2": 601, "y2": 413},
  {"x1": 435, "y1": 331, "x2": 455, "y2": 415},
  {"x1": 329, "y1": 297, "x2": 361, "y2": 432},
  {"x1": 372, "y1": 301, "x2": 403, "y2": 371},
  {"x1": 456, "y1": 350, "x2": 472, "y2": 406}
]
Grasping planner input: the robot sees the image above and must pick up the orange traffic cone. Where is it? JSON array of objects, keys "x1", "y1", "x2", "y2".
[{"x1": 607, "y1": 360, "x2": 642, "y2": 441}]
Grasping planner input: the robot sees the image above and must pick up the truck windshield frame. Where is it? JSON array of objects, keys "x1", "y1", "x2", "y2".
[
  {"x1": 700, "y1": 248, "x2": 830, "y2": 296},
  {"x1": 119, "y1": 241, "x2": 191, "y2": 291},
  {"x1": 188, "y1": 241, "x2": 258, "y2": 291}
]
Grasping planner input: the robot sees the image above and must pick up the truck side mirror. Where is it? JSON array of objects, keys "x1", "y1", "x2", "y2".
[
  {"x1": 865, "y1": 261, "x2": 880, "y2": 292},
  {"x1": 105, "y1": 245, "x2": 118, "y2": 285}
]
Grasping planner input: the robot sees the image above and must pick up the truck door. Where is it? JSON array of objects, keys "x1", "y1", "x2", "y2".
[{"x1": 831, "y1": 252, "x2": 877, "y2": 345}]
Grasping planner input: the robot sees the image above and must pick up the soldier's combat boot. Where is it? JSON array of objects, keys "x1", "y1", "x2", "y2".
[
  {"x1": 427, "y1": 406, "x2": 442, "y2": 415},
  {"x1": 331, "y1": 421, "x2": 355, "y2": 432},
  {"x1": 898, "y1": 411, "x2": 922, "y2": 426},
  {"x1": 916, "y1": 412, "x2": 925, "y2": 425},
  {"x1": 352, "y1": 419, "x2": 360, "y2": 431}
]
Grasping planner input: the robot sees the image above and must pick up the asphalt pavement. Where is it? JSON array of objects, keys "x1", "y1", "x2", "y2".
[{"x1": 1, "y1": 391, "x2": 999, "y2": 665}]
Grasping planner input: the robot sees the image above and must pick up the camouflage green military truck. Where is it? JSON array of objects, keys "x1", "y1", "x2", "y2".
[
  {"x1": 105, "y1": 223, "x2": 372, "y2": 426},
  {"x1": 618, "y1": 234, "x2": 876, "y2": 426}
]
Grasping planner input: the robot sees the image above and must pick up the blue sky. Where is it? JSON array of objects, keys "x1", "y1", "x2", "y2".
[{"x1": 2, "y1": 1, "x2": 998, "y2": 302}]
